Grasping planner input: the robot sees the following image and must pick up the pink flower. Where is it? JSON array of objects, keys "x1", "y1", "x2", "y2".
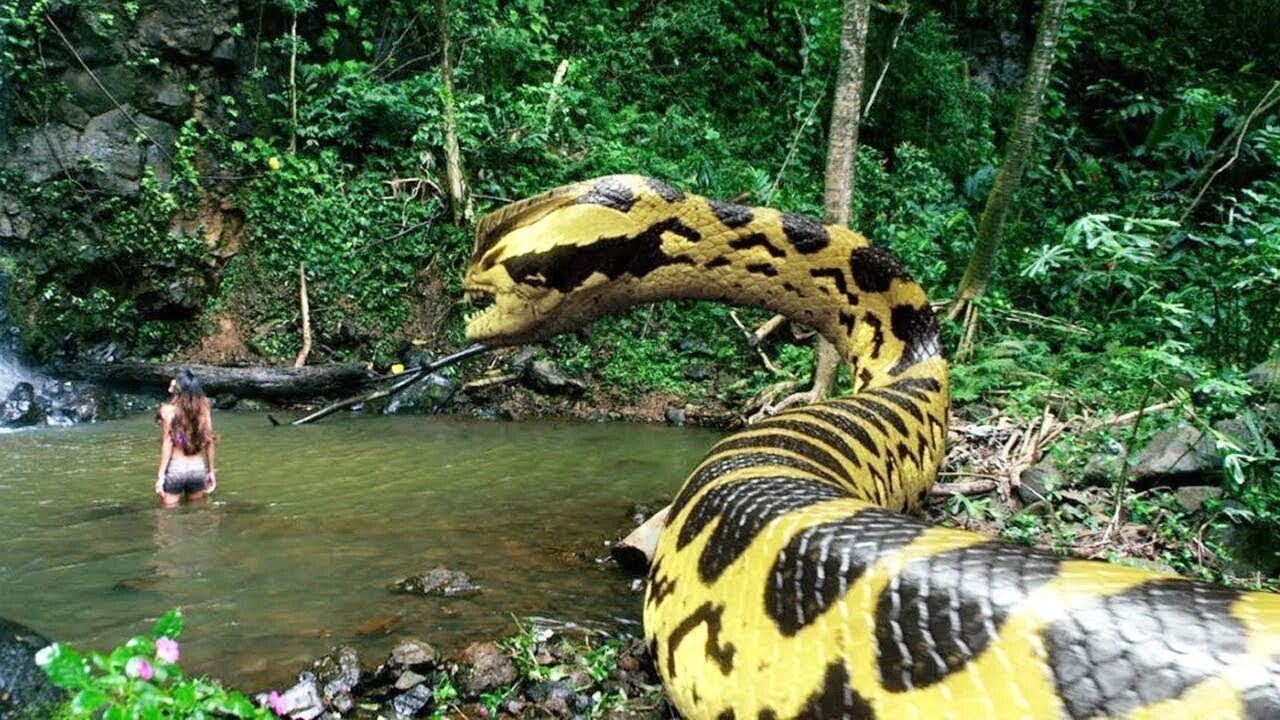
[
  {"x1": 155, "y1": 637, "x2": 180, "y2": 664},
  {"x1": 125, "y1": 656, "x2": 154, "y2": 681},
  {"x1": 266, "y1": 690, "x2": 289, "y2": 716}
]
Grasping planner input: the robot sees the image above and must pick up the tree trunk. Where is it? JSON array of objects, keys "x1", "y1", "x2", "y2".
[
  {"x1": 951, "y1": 0, "x2": 1069, "y2": 312},
  {"x1": 49, "y1": 362, "x2": 375, "y2": 403},
  {"x1": 812, "y1": 0, "x2": 872, "y2": 400},
  {"x1": 288, "y1": 12, "x2": 298, "y2": 153},
  {"x1": 437, "y1": 0, "x2": 469, "y2": 223}
]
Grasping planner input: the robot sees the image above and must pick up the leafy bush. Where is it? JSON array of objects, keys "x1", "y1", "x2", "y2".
[{"x1": 36, "y1": 609, "x2": 272, "y2": 719}]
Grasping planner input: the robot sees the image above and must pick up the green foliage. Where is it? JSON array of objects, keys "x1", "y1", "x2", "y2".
[{"x1": 36, "y1": 609, "x2": 272, "y2": 719}]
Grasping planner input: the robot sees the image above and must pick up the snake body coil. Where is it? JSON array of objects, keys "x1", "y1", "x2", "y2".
[{"x1": 461, "y1": 176, "x2": 1280, "y2": 719}]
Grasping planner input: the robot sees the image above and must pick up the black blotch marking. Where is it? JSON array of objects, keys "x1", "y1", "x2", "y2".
[
  {"x1": 888, "y1": 303, "x2": 944, "y2": 374},
  {"x1": 783, "y1": 282, "x2": 801, "y2": 295},
  {"x1": 805, "y1": 407, "x2": 880, "y2": 459},
  {"x1": 646, "y1": 177, "x2": 686, "y2": 202},
  {"x1": 848, "y1": 396, "x2": 908, "y2": 437},
  {"x1": 670, "y1": 451, "x2": 837, "y2": 520},
  {"x1": 857, "y1": 368, "x2": 874, "y2": 390},
  {"x1": 863, "y1": 313, "x2": 885, "y2": 359},
  {"x1": 798, "y1": 662, "x2": 877, "y2": 719},
  {"x1": 838, "y1": 311, "x2": 857, "y2": 336},
  {"x1": 756, "y1": 416, "x2": 863, "y2": 472},
  {"x1": 717, "y1": 711, "x2": 736, "y2": 720},
  {"x1": 730, "y1": 233, "x2": 786, "y2": 258},
  {"x1": 578, "y1": 176, "x2": 637, "y2": 212},
  {"x1": 1044, "y1": 578, "x2": 1259, "y2": 719},
  {"x1": 710, "y1": 434, "x2": 849, "y2": 487},
  {"x1": 766, "y1": 509, "x2": 926, "y2": 636},
  {"x1": 677, "y1": 477, "x2": 846, "y2": 583},
  {"x1": 781, "y1": 213, "x2": 831, "y2": 254},
  {"x1": 759, "y1": 710, "x2": 779, "y2": 720},
  {"x1": 502, "y1": 217, "x2": 700, "y2": 293},
  {"x1": 709, "y1": 200, "x2": 755, "y2": 228},
  {"x1": 666, "y1": 602, "x2": 735, "y2": 679},
  {"x1": 746, "y1": 263, "x2": 779, "y2": 277},
  {"x1": 828, "y1": 399, "x2": 886, "y2": 437},
  {"x1": 848, "y1": 247, "x2": 909, "y2": 293},
  {"x1": 705, "y1": 257, "x2": 733, "y2": 270},
  {"x1": 876, "y1": 541, "x2": 1060, "y2": 693},
  {"x1": 867, "y1": 388, "x2": 924, "y2": 423},
  {"x1": 809, "y1": 268, "x2": 860, "y2": 308},
  {"x1": 646, "y1": 564, "x2": 678, "y2": 608}
]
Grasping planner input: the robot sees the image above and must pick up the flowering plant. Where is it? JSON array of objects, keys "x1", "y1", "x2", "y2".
[{"x1": 35, "y1": 608, "x2": 274, "y2": 719}]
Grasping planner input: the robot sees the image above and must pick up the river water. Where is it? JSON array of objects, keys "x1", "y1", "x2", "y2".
[{"x1": 0, "y1": 411, "x2": 719, "y2": 691}]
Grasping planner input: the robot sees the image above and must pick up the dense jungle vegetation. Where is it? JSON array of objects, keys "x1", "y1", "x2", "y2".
[{"x1": 1, "y1": 0, "x2": 1278, "y2": 580}]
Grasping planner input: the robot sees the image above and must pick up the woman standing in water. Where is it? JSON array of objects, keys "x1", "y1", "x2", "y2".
[{"x1": 155, "y1": 369, "x2": 218, "y2": 507}]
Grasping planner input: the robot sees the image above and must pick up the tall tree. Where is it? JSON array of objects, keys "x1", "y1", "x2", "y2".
[
  {"x1": 948, "y1": 0, "x2": 1071, "y2": 358},
  {"x1": 755, "y1": 0, "x2": 872, "y2": 418},
  {"x1": 436, "y1": 0, "x2": 470, "y2": 223}
]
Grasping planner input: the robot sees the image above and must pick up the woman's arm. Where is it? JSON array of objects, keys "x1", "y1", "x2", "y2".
[
  {"x1": 156, "y1": 405, "x2": 173, "y2": 496},
  {"x1": 202, "y1": 404, "x2": 217, "y2": 492}
]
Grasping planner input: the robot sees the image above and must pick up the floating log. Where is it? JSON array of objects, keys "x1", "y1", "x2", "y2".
[
  {"x1": 610, "y1": 505, "x2": 670, "y2": 574},
  {"x1": 48, "y1": 361, "x2": 376, "y2": 402}
]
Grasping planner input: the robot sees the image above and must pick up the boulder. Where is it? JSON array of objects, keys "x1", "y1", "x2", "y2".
[
  {"x1": 1017, "y1": 461, "x2": 1062, "y2": 505},
  {"x1": 256, "y1": 672, "x2": 323, "y2": 720},
  {"x1": 0, "y1": 617, "x2": 64, "y2": 720},
  {"x1": 1, "y1": 383, "x2": 47, "y2": 428},
  {"x1": 391, "y1": 567, "x2": 481, "y2": 597},
  {"x1": 1131, "y1": 423, "x2": 1221, "y2": 486},
  {"x1": 312, "y1": 645, "x2": 362, "y2": 712},
  {"x1": 455, "y1": 642, "x2": 516, "y2": 697},
  {"x1": 1246, "y1": 357, "x2": 1280, "y2": 392},
  {"x1": 523, "y1": 359, "x2": 585, "y2": 396}
]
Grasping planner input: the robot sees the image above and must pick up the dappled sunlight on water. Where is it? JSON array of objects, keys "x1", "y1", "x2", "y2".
[{"x1": 0, "y1": 411, "x2": 719, "y2": 689}]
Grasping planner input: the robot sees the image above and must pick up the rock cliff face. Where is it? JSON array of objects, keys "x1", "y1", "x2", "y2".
[{"x1": 2, "y1": 0, "x2": 243, "y2": 201}]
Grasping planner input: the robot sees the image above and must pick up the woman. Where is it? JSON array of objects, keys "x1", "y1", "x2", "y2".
[{"x1": 155, "y1": 369, "x2": 218, "y2": 507}]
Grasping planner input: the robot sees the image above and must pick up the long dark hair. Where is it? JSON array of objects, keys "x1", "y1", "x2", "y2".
[{"x1": 170, "y1": 369, "x2": 215, "y2": 454}]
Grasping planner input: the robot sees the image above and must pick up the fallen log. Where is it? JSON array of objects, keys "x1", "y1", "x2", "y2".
[
  {"x1": 47, "y1": 361, "x2": 376, "y2": 403},
  {"x1": 610, "y1": 505, "x2": 670, "y2": 574}
]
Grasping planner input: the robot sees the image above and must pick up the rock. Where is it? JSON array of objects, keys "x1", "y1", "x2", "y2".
[
  {"x1": 1017, "y1": 461, "x2": 1062, "y2": 504},
  {"x1": 455, "y1": 641, "x2": 516, "y2": 696},
  {"x1": 0, "y1": 618, "x2": 64, "y2": 719},
  {"x1": 393, "y1": 669, "x2": 428, "y2": 691},
  {"x1": 682, "y1": 363, "x2": 711, "y2": 381},
  {"x1": 663, "y1": 407, "x2": 686, "y2": 427},
  {"x1": 1, "y1": 383, "x2": 47, "y2": 428},
  {"x1": 1132, "y1": 423, "x2": 1222, "y2": 485},
  {"x1": 390, "y1": 682, "x2": 432, "y2": 717},
  {"x1": 78, "y1": 107, "x2": 178, "y2": 194},
  {"x1": 384, "y1": 373, "x2": 458, "y2": 415},
  {"x1": 135, "y1": 0, "x2": 237, "y2": 57},
  {"x1": 1174, "y1": 485, "x2": 1223, "y2": 513},
  {"x1": 525, "y1": 680, "x2": 578, "y2": 718},
  {"x1": 391, "y1": 567, "x2": 481, "y2": 597},
  {"x1": 1081, "y1": 452, "x2": 1122, "y2": 486},
  {"x1": 212, "y1": 393, "x2": 238, "y2": 410},
  {"x1": 388, "y1": 639, "x2": 440, "y2": 670},
  {"x1": 258, "y1": 672, "x2": 323, "y2": 720},
  {"x1": 312, "y1": 646, "x2": 361, "y2": 709},
  {"x1": 523, "y1": 359, "x2": 586, "y2": 396},
  {"x1": 1246, "y1": 357, "x2": 1280, "y2": 392}
]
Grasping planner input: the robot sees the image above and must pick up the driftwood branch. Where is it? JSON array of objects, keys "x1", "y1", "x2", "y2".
[
  {"x1": 1179, "y1": 81, "x2": 1280, "y2": 226},
  {"x1": 291, "y1": 344, "x2": 488, "y2": 425},
  {"x1": 294, "y1": 262, "x2": 311, "y2": 368}
]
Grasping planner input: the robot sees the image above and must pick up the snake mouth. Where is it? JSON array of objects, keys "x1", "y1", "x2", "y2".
[{"x1": 462, "y1": 286, "x2": 498, "y2": 330}]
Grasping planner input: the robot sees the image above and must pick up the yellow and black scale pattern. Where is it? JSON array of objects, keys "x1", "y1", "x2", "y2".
[{"x1": 461, "y1": 175, "x2": 1280, "y2": 719}]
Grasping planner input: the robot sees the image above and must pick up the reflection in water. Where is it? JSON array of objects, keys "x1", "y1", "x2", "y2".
[
  {"x1": 151, "y1": 503, "x2": 224, "y2": 581},
  {"x1": 0, "y1": 412, "x2": 718, "y2": 690}
]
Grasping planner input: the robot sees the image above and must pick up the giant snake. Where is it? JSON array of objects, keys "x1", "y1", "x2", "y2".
[{"x1": 456, "y1": 175, "x2": 1280, "y2": 719}]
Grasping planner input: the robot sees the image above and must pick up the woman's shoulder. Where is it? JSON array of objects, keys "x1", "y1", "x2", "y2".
[{"x1": 158, "y1": 403, "x2": 176, "y2": 420}]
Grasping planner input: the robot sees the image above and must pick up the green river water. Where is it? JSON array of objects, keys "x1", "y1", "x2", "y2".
[{"x1": 0, "y1": 411, "x2": 719, "y2": 691}]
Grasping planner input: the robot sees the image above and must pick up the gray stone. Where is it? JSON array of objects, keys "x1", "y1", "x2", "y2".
[
  {"x1": 524, "y1": 359, "x2": 585, "y2": 396},
  {"x1": 1132, "y1": 423, "x2": 1221, "y2": 485},
  {"x1": 388, "y1": 639, "x2": 440, "y2": 670},
  {"x1": 1081, "y1": 453, "x2": 1121, "y2": 486},
  {"x1": 393, "y1": 669, "x2": 428, "y2": 691},
  {"x1": 2, "y1": 382, "x2": 47, "y2": 428},
  {"x1": 312, "y1": 646, "x2": 361, "y2": 706},
  {"x1": 392, "y1": 567, "x2": 481, "y2": 597},
  {"x1": 663, "y1": 407, "x2": 686, "y2": 427},
  {"x1": 390, "y1": 682, "x2": 432, "y2": 717},
  {"x1": 455, "y1": 641, "x2": 517, "y2": 696},
  {"x1": 1017, "y1": 461, "x2": 1062, "y2": 504},
  {"x1": 1246, "y1": 357, "x2": 1280, "y2": 392},
  {"x1": 135, "y1": 0, "x2": 237, "y2": 57},
  {"x1": 4, "y1": 124, "x2": 83, "y2": 185},
  {"x1": 682, "y1": 363, "x2": 711, "y2": 381},
  {"x1": 258, "y1": 673, "x2": 323, "y2": 720},
  {"x1": 0, "y1": 617, "x2": 64, "y2": 719},
  {"x1": 1174, "y1": 485, "x2": 1222, "y2": 513}
]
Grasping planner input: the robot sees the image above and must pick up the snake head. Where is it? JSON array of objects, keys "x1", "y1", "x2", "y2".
[{"x1": 462, "y1": 176, "x2": 669, "y2": 346}]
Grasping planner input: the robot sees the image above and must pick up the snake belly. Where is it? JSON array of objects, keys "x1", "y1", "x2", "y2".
[{"x1": 460, "y1": 175, "x2": 1280, "y2": 719}]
